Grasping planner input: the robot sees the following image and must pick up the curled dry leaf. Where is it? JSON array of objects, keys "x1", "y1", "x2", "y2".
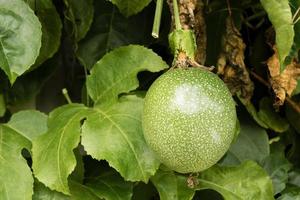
[
  {"x1": 217, "y1": 18, "x2": 254, "y2": 102},
  {"x1": 267, "y1": 47, "x2": 300, "y2": 107}
]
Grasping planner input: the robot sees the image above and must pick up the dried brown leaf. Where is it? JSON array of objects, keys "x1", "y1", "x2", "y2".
[
  {"x1": 267, "y1": 48, "x2": 300, "y2": 107},
  {"x1": 217, "y1": 18, "x2": 254, "y2": 101}
]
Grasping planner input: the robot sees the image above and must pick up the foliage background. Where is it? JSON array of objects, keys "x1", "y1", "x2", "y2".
[{"x1": 0, "y1": 0, "x2": 300, "y2": 199}]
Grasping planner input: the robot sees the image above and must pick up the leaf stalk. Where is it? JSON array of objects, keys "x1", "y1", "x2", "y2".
[{"x1": 152, "y1": 0, "x2": 164, "y2": 38}]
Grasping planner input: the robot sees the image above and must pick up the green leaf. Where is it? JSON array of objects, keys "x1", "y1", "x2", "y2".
[
  {"x1": 7, "y1": 54, "x2": 60, "y2": 113},
  {"x1": 84, "y1": 171, "x2": 134, "y2": 200},
  {"x1": 150, "y1": 170, "x2": 195, "y2": 200},
  {"x1": 285, "y1": 129, "x2": 300, "y2": 167},
  {"x1": 82, "y1": 95, "x2": 160, "y2": 182},
  {"x1": 0, "y1": 111, "x2": 47, "y2": 200},
  {"x1": 132, "y1": 182, "x2": 158, "y2": 200},
  {"x1": 0, "y1": 93, "x2": 5, "y2": 117},
  {"x1": 0, "y1": 125, "x2": 33, "y2": 200},
  {"x1": 33, "y1": 180, "x2": 69, "y2": 200},
  {"x1": 77, "y1": 0, "x2": 154, "y2": 69},
  {"x1": 69, "y1": 147, "x2": 85, "y2": 183},
  {"x1": 87, "y1": 45, "x2": 168, "y2": 105},
  {"x1": 277, "y1": 185, "x2": 300, "y2": 200},
  {"x1": 8, "y1": 110, "x2": 47, "y2": 141},
  {"x1": 196, "y1": 161, "x2": 274, "y2": 200},
  {"x1": 0, "y1": 0, "x2": 42, "y2": 83},
  {"x1": 238, "y1": 96, "x2": 289, "y2": 132},
  {"x1": 289, "y1": 169, "x2": 300, "y2": 187},
  {"x1": 262, "y1": 143, "x2": 292, "y2": 195},
  {"x1": 239, "y1": 98, "x2": 268, "y2": 129},
  {"x1": 194, "y1": 189, "x2": 224, "y2": 200},
  {"x1": 63, "y1": 0, "x2": 94, "y2": 42},
  {"x1": 286, "y1": 0, "x2": 300, "y2": 64},
  {"x1": 286, "y1": 96, "x2": 300, "y2": 133},
  {"x1": 26, "y1": 0, "x2": 62, "y2": 69},
  {"x1": 260, "y1": 0, "x2": 294, "y2": 71},
  {"x1": 257, "y1": 97, "x2": 289, "y2": 133},
  {"x1": 69, "y1": 181, "x2": 100, "y2": 200},
  {"x1": 220, "y1": 114, "x2": 270, "y2": 166},
  {"x1": 32, "y1": 104, "x2": 91, "y2": 195},
  {"x1": 109, "y1": 0, "x2": 152, "y2": 17}
]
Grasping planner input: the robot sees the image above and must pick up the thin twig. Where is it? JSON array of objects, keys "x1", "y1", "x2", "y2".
[
  {"x1": 226, "y1": 0, "x2": 232, "y2": 17},
  {"x1": 250, "y1": 71, "x2": 300, "y2": 114},
  {"x1": 250, "y1": 71, "x2": 269, "y2": 87},
  {"x1": 286, "y1": 97, "x2": 300, "y2": 114}
]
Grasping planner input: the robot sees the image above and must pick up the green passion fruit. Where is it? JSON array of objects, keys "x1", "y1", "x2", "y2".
[{"x1": 142, "y1": 68, "x2": 237, "y2": 173}]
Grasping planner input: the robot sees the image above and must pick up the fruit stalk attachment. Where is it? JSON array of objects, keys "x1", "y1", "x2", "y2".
[{"x1": 168, "y1": 0, "x2": 197, "y2": 69}]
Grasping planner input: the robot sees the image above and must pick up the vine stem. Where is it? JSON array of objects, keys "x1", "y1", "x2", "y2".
[
  {"x1": 62, "y1": 88, "x2": 72, "y2": 104},
  {"x1": 173, "y1": 0, "x2": 181, "y2": 30},
  {"x1": 250, "y1": 71, "x2": 300, "y2": 114},
  {"x1": 152, "y1": 0, "x2": 164, "y2": 38}
]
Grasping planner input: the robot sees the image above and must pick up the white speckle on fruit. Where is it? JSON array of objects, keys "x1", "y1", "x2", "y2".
[{"x1": 171, "y1": 84, "x2": 201, "y2": 114}]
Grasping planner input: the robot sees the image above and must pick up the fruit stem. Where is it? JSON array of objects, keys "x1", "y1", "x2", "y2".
[
  {"x1": 173, "y1": 0, "x2": 181, "y2": 30},
  {"x1": 152, "y1": 0, "x2": 164, "y2": 38},
  {"x1": 62, "y1": 88, "x2": 72, "y2": 104}
]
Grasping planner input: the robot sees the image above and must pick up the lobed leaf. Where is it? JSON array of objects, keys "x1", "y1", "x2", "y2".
[
  {"x1": 87, "y1": 45, "x2": 168, "y2": 105},
  {"x1": 0, "y1": 0, "x2": 42, "y2": 83},
  {"x1": 0, "y1": 110, "x2": 47, "y2": 200},
  {"x1": 82, "y1": 95, "x2": 160, "y2": 183},
  {"x1": 32, "y1": 104, "x2": 91, "y2": 195}
]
